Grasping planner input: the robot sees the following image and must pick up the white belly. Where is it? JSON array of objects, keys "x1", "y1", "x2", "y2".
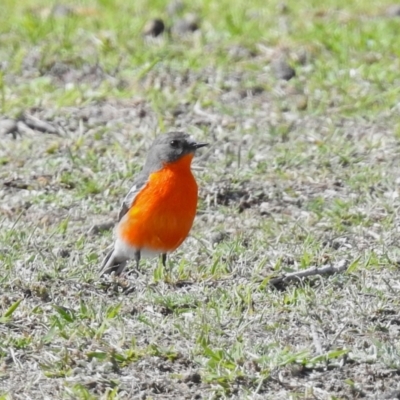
[{"x1": 114, "y1": 238, "x2": 161, "y2": 260}]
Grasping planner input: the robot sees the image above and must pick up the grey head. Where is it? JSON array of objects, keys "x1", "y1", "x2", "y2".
[{"x1": 143, "y1": 132, "x2": 208, "y2": 173}]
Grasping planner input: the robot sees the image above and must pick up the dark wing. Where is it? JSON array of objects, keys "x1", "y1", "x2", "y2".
[{"x1": 117, "y1": 172, "x2": 149, "y2": 222}]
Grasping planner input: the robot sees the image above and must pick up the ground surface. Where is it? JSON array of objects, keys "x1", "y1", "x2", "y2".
[{"x1": 1, "y1": 0, "x2": 400, "y2": 399}]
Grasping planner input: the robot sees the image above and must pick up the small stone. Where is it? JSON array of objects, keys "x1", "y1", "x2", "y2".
[
  {"x1": 271, "y1": 56, "x2": 296, "y2": 81},
  {"x1": 0, "y1": 119, "x2": 18, "y2": 137},
  {"x1": 49, "y1": 61, "x2": 70, "y2": 78},
  {"x1": 172, "y1": 104, "x2": 186, "y2": 117},
  {"x1": 364, "y1": 52, "x2": 380, "y2": 64},
  {"x1": 143, "y1": 18, "x2": 165, "y2": 37},
  {"x1": 385, "y1": 4, "x2": 400, "y2": 17},
  {"x1": 260, "y1": 202, "x2": 270, "y2": 216},
  {"x1": 183, "y1": 372, "x2": 201, "y2": 384},
  {"x1": 294, "y1": 49, "x2": 310, "y2": 65},
  {"x1": 57, "y1": 248, "x2": 70, "y2": 258},
  {"x1": 228, "y1": 45, "x2": 254, "y2": 60},
  {"x1": 138, "y1": 107, "x2": 146, "y2": 118},
  {"x1": 210, "y1": 231, "x2": 229, "y2": 245},
  {"x1": 295, "y1": 94, "x2": 308, "y2": 110},
  {"x1": 52, "y1": 247, "x2": 71, "y2": 258},
  {"x1": 172, "y1": 13, "x2": 200, "y2": 35},
  {"x1": 277, "y1": 2, "x2": 289, "y2": 14}
]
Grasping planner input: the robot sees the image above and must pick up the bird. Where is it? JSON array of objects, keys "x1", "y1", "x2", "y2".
[{"x1": 100, "y1": 132, "x2": 208, "y2": 276}]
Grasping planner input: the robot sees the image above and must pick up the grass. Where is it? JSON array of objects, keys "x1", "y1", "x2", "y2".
[{"x1": 1, "y1": 0, "x2": 400, "y2": 398}]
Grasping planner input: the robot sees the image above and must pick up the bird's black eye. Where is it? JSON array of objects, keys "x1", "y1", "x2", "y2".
[{"x1": 170, "y1": 140, "x2": 180, "y2": 148}]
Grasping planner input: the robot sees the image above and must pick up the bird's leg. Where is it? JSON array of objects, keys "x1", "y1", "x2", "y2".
[
  {"x1": 123, "y1": 250, "x2": 141, "y2": 294},
  {"x1": 161, "y1": 253, "x2": 171, "y2": 282},
  {"x1": 134, "y1": 250, "x2": 141, "y2": 272}
]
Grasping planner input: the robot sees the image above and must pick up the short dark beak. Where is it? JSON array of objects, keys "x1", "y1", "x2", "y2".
[{"x1": 193, "y1": 142, "x2": 209, "y2": 149}]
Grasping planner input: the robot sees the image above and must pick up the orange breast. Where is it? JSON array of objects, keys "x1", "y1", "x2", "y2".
[{"x1": 118, "y1": 154, "x2": 199, "y2": 252}]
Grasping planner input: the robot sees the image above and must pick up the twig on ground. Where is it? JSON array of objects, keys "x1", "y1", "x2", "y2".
[
  {"x1": 269, "y1": 259, "x2": 349, "y2": 287},
  {"x1": 22, "y1": 114, "x2": 61, "y2": 135}
]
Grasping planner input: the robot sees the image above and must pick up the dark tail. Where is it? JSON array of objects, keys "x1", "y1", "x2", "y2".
[{"x1": 99, "y1": 248, "x2": 128, "y2": 276}]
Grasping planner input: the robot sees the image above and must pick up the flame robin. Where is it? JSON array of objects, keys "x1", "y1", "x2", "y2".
[{"x1": 100, "y1": 132, "x2": 208, "y2": 276}]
